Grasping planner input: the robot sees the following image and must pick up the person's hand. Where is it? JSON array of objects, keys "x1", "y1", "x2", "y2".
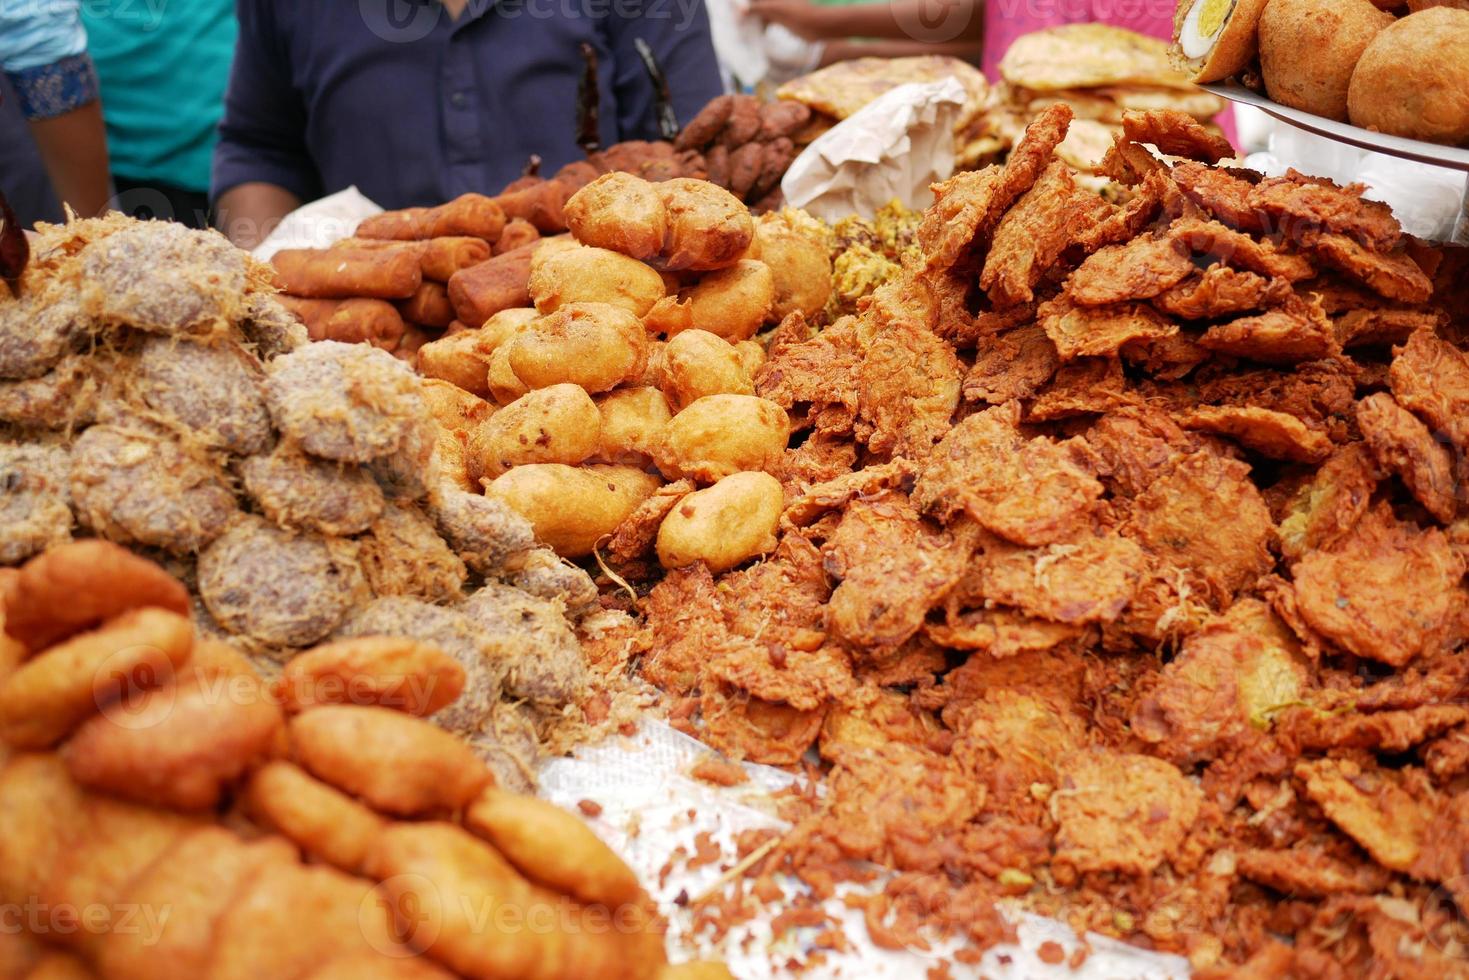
[{"x1": 745, "y1": 0, "x2": 837, "y2": 41}]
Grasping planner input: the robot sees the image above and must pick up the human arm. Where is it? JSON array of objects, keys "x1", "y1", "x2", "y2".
[
  {"x1": 0, "y1": 2, "x2": 110, "y2": 217},
  {"x1": 211, "y1": 0, "x2": 321, "y2": 246},
  {"x1": 603, "y1": 0, "x2": 726, "y2": 139},
  {"x1": 747, "y1": 0, "x2": 984, "y2": 43}
]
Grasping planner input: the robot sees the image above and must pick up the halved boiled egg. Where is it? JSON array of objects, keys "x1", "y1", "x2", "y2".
[{"x1": 1170, "y1": 0, "x2": 1269, "y2": 84}]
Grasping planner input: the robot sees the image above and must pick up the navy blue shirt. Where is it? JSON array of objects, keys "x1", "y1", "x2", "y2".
[{"x1": 212, "y1": 0, "x2": 724, "y2": 208}]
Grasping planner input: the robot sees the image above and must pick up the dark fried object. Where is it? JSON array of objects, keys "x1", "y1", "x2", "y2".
[
  {"x1": 1355, "y1": 392, "x2": 1457, "y2": 522},
  {"x1": 1120, "y1": 110, "x2": 1235, "y2": 163}
]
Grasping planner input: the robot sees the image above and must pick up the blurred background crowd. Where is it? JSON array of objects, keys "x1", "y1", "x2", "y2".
[{"x1": 1, "y1": 0, "x2": 1189, "y2": 235}]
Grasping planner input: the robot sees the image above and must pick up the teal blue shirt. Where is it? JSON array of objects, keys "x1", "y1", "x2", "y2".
[{"x1": 81, "y1": 1, "x2": 236, "y2": 192}]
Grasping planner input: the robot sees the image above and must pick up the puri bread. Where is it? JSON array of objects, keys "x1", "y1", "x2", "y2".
[
  {"x1": 1172, "y1": 0, "x2": 1270, "y2": 84},
  {"x1": 1259, "y1": 0, "x2": 1395, "y2": 121},
  {"x1": 1348, "y1": 7, "x2": 1469, "y2": 145}
]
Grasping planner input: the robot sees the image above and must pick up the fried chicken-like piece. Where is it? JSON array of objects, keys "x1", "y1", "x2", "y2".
[
  {"x1": 1389, "y1": 328, "x2": 1469, "y2": 450},
  {"x1": 606, "y1": 479, "x2": 694, "y2": 562},
  {"x1": 1334, "y1": 307, "x2": 1444, "y2": 349},
  {"x1": 1126, "y1": 448, "x2": 1274, "y2": 607},
  {"x1": 1169, "y1": 162, "x2": 1263, "y2": 232},
  {"x1": 1167, "y1": 218, "x2": 1315, "y2": 282},
  {"x1": 913, "y1": 402, "x2": 1102, "y2": 546},
  {"x1": 1120, "y1": 110, "x2": 1234, "y2": 164},
  {"x1": 1303, "y1": 233, "x2": 1432, "y2": 303},
  {"x1": 1052, "y1": 749, "x2": 1202, "y2": 875},
  {"x1": 1153, "y1": 264, "x2": 1279, "y2": 320},
  {"x1": 641, "y1": 565, "x2": 722, "y2": 695},
  {"x1": 1275, "y1": 444, "x2": 1378, "y2": 561},
  {"x1": 926, "y1": 601, "x2": 1082, "y2": 656},
  {"x1": 962, "y1": 323, "x2": 1059, "y2": 405},
  {"x1": 1234, "y1": 845, "x2": 1394, "y2": 899},
  {"x1": 1356, "y1": 392, "x2": 1457, "y2": 523},
  {"x1": 1177, "y1": 405, "x2": 1333, "y2": 462},
  {"x1": 950, "y1": 688, "x2": 1085, "y2": 817},
  {"x1": 1065, "y1": 232, "x2": 1195, "y2": 306},
  {"x1": 854, "y1": 280, "x2": 962, "y2": 460},
  {"x1": 755, "y1": 314, "x2": 861, "y2": 435},
  {"x1": 1083, "y1": 405, "x2": 1201, "y2": 498},
  {"x1": 1027, "y1": 356, "x2": 1132, "y2": 421},
  {"x1": 700, "y1": 684, "x2": 824, "y2": 765},
  {"x1": 979, "y1": 160, "x2": 1110, "y2": 308},
  {"x1": 1199, "y1": 304, "x2": 1338, "y2": 364},
  {"x1": 1074, "y1": 170, "x2": 1167, "y2": 254},
  {"x1": 823, "y1": 492, "x2": 972, "y2": 652},
  {"x1": 720, "y1": 533, "x2": 830, "y2": 656},
  {"x1": 1248, "y1": 171, "x2": 1402, "y2": 251},
  {"x1": 1292, "y1": 502, "x2": 1465, "y2": 667},
  {"x1": 917, "y1": 104, "x2": 1073, "y2": 274},
  {"x1": 1039, "y1": 296, "x2": 1177, "y2": 360},
  {"x1": 1295, "y1": 758, "x2": 1433, "y2": 872},
  {"x1": 1131, "y1": 600, "x2": 1308, "y2": 765},
  {"x1": 977, "y1": 527, "x2": 1145, "y2": 625}
]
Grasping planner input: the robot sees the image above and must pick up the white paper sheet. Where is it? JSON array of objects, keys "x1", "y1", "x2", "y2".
[
  {"x1": 781, "y1": 78, "x2": 968, "y2": 224},
  {"x1": 251, "y1": 186, "x2": 383, "y2": 262}
]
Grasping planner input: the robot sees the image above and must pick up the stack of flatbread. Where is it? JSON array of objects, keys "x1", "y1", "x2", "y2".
[
  {"x1": 972, "y1": 25, "x2": 1228, "y2": 175},
  {"x1": 775, "y1": 55, "x2": 991, "y2": 148}
]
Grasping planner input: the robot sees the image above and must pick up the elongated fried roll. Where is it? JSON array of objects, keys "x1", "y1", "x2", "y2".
[{"x1": 272, "y1": 247, "x2": 421, "y2": 300}]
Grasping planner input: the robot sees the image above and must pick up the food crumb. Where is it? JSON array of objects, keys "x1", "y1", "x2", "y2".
[
  {"x1": 691, "y1": 754, "x2": 750, "y2": 786},
  {"x1": 1038, "y1": 940, "x2": 1066, "y2": 965},
  {"x1": 576, "y1": 799, "x2": 603, "y2": 817},
  {"x1": 689, "y1": 830, "x2": 722, "y2": 870}
]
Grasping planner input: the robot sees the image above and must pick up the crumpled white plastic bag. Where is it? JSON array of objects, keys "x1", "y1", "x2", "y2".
[
  {"x1": 781, "y1": 77, "x2": 968, "y2": 224},
  {"x1": 250, "y1": 186, "x2": 382, "y2": 263}
]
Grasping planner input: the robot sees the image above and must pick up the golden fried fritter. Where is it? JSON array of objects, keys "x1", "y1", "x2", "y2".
[
  {"x1": 132, "y1": 336, "x2": 272, "y2": 454},
  {"x1": 264, "y1": 341, "x2": 425, "y2": 464},
  {"x1": 79, "y1": 222, "x2": 249, "y2": 334},
  {"x1": 1066, "y1": 232, "x2": 1196, "y2": 305},
  {"x1": 1052, "y1": 749, "x2": 1202, "y2": 875},
  {"x1": 1292, "y1": 503, "x2": 1465, "y2": 666},
  {"x1": 914, "y1": 403, "x2": 1102, "y2": 546},
  {"x1": 240, "y1": 443, "x2": 386, "y2": 536},
  {"x1": 1356, "y1": 392, "x2": 1457, "y2": 523},
  {"x1": 1039, "y1": 296, "x2": 1178, "y2": 360},
  {"x1": 961, "y1": 323, "x2": 1059, "y2": 405},
  {"x1": 1177, "y1": 404, "x2": 1333, "y2": 462}
]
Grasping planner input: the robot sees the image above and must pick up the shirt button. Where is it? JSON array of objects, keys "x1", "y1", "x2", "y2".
[{"x1": 450, "y1": 91, "x2": 469, "y2": 109}]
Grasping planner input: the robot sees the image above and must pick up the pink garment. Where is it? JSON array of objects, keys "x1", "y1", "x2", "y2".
[{"x1": 981, "y1": 1, "x2": 1239, "y2": 149}]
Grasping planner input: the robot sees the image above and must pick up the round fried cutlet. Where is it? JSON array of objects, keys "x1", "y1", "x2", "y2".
[
  {"x1": 197, "y1": 516, "x2": 368, "y2": 650},
  {"x1": 239, "y1": 443, "x2": 385, "y2": 536},
  {"x1": 1348, "y1": 8, "x2": 1469, "y2": 145},
  {"x1": 69, "y1": 422, "x2": 239, "y2": 555},
  {"x1": 133, "y1": 336, "x2": 272, "y2": 454},
  {"x1": 1259, "y1": 0, "x2": 1394, "y2": 121}
]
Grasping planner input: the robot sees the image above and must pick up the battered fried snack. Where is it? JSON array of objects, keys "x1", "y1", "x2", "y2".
[
  {"x1": 1, "y1": 540, "x2": 190, "y2": 651},
  {"x1": 655, "y1": 471, "x2": 783, "y2": 572},
  {"x1": 0, "y1": 608, "x2": 193, "y2": 748},
  {"x1": 679, "y1": 259, "x2": 776, "y2": 342},
  {"x1": 661, "y1": 329, "x2": 755, "y2": 408},
  {"x1": 529, "y1": 244, "x2": 666, "y2": 317},
  {"x1": 276, "y1": 636, "x2": 466, "y2": 717},
  {"x1": 654, "y1": 178, "x2": 755, "y2": 272},
  {"x1": 290, "y1": 704, "x2": 493, "y2": 816},
  {"x1": 1348, "y1": 8, "x2": 1469, "y2": 146},
  {"x1": 1259, "y1": 0, "x2": 1394, "y2": 121},
  {"x1": 459, "y1": 583, "x2": 587, "y2": 706},
  {"x1": 471, "y1": 383, "x2": 601, "y2": 478},
  {"x1": 1119, "y1": 109, "x2": 1235, "y2": 162},
  {"x1": 564, "y1": 173, "x2": 668, "y2": 260},
  {"x1": 494, "y1": 218, "x2": 541, "y2": 256},
  {"x1": 0, "y1": 292, "x2": 86, "y2": 381},
  {"x1": 272, "y1": 247, "x2": 423, "y2": 300},
  {"x1": 358, "y1": 193, "x2": 507, "y2": 242},
  {"x1": 594, "y1": 386, "x2": 674, "y2": 466},
  {"x1": 1356, "y1": 391, "x2": 1457, "y2": 522},
  {"x1": 61, "y1": 667, "x2": 282, "y2": 809},
  {"x1": 418, "y1": 328, "x2": 500, "y2": 399},
  {"x1": 464, "y1": 787, "x2": 641, "y2": 906},
  {"x1": 280, "y1": 296, "x2": 408, "y2": 349},
  {"x1": 241, "y1": 761, "x2": 386, "y2": 874},
  {"x1": 487, "y1": 463, "x2": 662, "y2": 557},
  {"x1": 501, "y1": 302, "x2": 649, "y2": 394},
  {"x1": 655, "y1": 394, "x2": 790, "y2": 482}
]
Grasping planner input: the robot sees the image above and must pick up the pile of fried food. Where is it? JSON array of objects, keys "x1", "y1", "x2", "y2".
[
  {"x1": 989, "y1": 25, "x2": 1229, "y2": 181},
  {"x1": 410, "y1": 172, "x2": 837, "y2": 578},
  {"x1": 1173, "y1": 0, "x2": 1469, "y2": 146},
  {"x1": 633, "y1": 104, "x2": 1469, "y2": 974},
  {"x1": 0, "y1": 540, "x2": 728, "y2": 980},
  {"x1": 0, "y1": 213, "x2": 610, "y2": 789}
]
